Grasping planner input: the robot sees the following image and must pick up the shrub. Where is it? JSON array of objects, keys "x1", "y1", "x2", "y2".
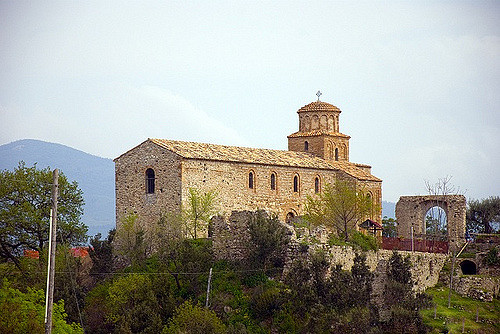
[
  {"x1": 484, "y1": 247, "x2": 499, "y2": 266},
  {"x1": 163, "y1": 301, "x2": 226, "y2": 334},
  {"x1": 350, "y1": 231, "x2": 379, "y2": 251}
]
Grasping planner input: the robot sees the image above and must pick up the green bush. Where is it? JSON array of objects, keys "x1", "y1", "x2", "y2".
[
  {"x1": 0, "y1": 279, "x2": 83, "y2": 334},
  {"x1": 484, "y1": 247, "x2": 499, "y2": 265},
  {"x1": 350, "y1": 231, "x2": 379, "y2": 251},
  {"x1": 162, "y1": 301, "x2": 226, "y2": 334}
]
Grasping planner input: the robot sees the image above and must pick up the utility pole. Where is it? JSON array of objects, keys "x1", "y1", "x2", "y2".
[
  {"x1": 205, "y1": 267, "x2": 213, "y2": 308},
  {"x1": 45, "y1": 169, "x2": 58, "y2": 334}
]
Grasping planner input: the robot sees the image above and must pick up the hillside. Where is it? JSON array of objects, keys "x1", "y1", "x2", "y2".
[{"x1": 0, "y1": 139, "x2": 115, "y2": 237}]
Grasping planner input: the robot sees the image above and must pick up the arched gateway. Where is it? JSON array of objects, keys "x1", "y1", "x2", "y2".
[{"x1": 395, "y1": 195, "x2": 466, "y2": 251}]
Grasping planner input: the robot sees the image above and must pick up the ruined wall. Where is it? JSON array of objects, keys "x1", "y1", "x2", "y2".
[
  {"x1": 212, "y1": 211, "x2": 447, "y2": 294},
  {"x1": 395, "y1": 195, "x2": 466, "y2": 251},
  {"x1": 212, "y1": 210, "x2": 448, "y2": 321},
  {"x1": 452, "y1": 275, "x2": 500, "y2": 302}
]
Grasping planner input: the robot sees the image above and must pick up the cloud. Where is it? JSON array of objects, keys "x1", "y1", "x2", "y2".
[{"x1": 0, "y1": 83, "x2": 248, "y2": 158}]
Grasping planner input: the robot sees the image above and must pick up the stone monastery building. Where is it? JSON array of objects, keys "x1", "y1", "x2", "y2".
[{"x1": 114, "y1": 98, "x2": 382, "y2": 232}]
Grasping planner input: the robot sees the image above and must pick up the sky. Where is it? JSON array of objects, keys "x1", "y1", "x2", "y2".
[{"x1": 1, "y1": 1, "x2": 499, "y2": 202}]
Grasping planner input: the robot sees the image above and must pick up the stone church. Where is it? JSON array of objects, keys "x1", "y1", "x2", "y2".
[{"x1": 114, "y1": 97, "x2": 382, "y2": 233}]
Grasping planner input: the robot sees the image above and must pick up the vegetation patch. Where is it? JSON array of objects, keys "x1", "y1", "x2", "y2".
[{"x1": 421, "y1": 286, "x2": 500, "y2": 333}]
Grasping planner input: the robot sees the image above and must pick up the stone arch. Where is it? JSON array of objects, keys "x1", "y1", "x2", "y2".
[
  {"x1": 293, "y1": 174, "x2": 300, "y2": 193},
  {"x1": 314, "y1": 175, "x2": 321, "y2": 194},
  {"x1": 248, "y1": 170, "x2": 256, "y2": 190},
  {"x1": 342, "y1": 143, "x2": 348, "y2": 160},
  {"x1": 145, "y1": 168, "x2": 155, "y2": 194},
  {"x1": 320, "y1": 115, "x2": 328, "y2": 130},
  {"x1": 395, "y1": 195, "x2": 466, "y2": 251},
  {"x1": 326, "y1": 141, "x2": 332, "y2": 160},
  {"x1": 311, "y1": 115, "x2": 319, "y2": 130},
  {"x1": 327, "y1": 115, "x2": 334, "y2": 131},
  {"x1": 460, "y1": 260, "x2": 477, "y2": 275},
  {"x1": 286, "y1": 209, "x2": 298, "y2": 224},
  {"x1": 304, "y1": 115, "x2": 311, "y2": 131}
]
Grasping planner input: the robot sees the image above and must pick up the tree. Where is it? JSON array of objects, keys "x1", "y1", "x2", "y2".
[
  {"x1": 466, "y1": 196, "x2": 500, "y2": 234},
  {"x1": 0, "y1": 278, "x2": 83, "y2": 333},
  {"x1": 383, "y1": 252, "x2": 431, "y2": 333},
  {"x1": 88, "y1": 229, "x2": 115, "y2": 283},
  {"x1": 246, "y1": 211, "x2": 290, "y2": 271},
  {"x1": 183, "y1": 188, "x2": 218, "y2": 239},
  {"x1": 0, "y1": 162, "x2": 87, "y2": 269},
  {"x1": 114, "y1": 213, "x2": 149, "y2": 267},
  {"x1": 162, "y1": 300, "x2": 226, "y2": 334},
  {"x1": 305, "y1": 180, "x2": 374, "y2": 241},
  {"x1": 382, "y1": 216, "x2": 397, "y2": 238},
  {"x1": 106, "y1": 274, "x2": 163, "y2": 333}
]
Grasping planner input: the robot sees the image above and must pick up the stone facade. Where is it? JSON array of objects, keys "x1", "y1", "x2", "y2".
[
  {"x1": 114, "y1": 99, "x2": 382, "y2": 233},
  {"x1": 395, "y1": 195, "x2": 467, "y2": 251}
]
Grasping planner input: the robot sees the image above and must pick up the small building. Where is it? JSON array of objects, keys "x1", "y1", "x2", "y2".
[{"x1": 114, "y1": 98, "x2": 382, "y2": 234}]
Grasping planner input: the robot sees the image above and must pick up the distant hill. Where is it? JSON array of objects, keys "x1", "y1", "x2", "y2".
[
  {"x1": 382, "y1": 200, "x2": 396, "y2": 219},
  {"x1": 0, "y1": 139, "x2": 115, "y2": 237}
]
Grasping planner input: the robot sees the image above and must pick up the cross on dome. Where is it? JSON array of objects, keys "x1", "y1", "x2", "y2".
[{"x1": 316, "y1": 90, "x2": 322, "y2": 101}]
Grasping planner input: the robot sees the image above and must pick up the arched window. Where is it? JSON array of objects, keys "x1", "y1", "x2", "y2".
[
  {"x1": 314, "y1": 177, "x2": 320, "y2": 194},
  {"x1": 293, "y1": 175, "x2": 299, "y2": 193},
  {"x1": 335, "y1": 148, "x2": 339, "y2": 161},
  {"x1": 248, "y1": 171, "x2": 254, "y2": 189},
  {"x1": 270, "y1": 172, "x2": 276, "y2": 190},
  {"x1": 304, "y1": 141, "x2": 309, "y2": 151},
  {"x1": 146, "y1": 168, "x2": 155, "y2": 194}
]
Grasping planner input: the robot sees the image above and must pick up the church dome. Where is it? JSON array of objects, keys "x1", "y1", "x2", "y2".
[{"x1": 297, "y1": 101, "x2": 341, "y2": 113}]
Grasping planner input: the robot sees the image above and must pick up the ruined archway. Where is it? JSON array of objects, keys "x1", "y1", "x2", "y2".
[
  {"x1": 425, "y1": 206, "x2": 447, "y2": 238},
  {"x1": 460, "y1": 260, "x2": 477, "y2": 275},
  {"x1": 395, "y1": 195, "x2": 466, "y2": 251}
]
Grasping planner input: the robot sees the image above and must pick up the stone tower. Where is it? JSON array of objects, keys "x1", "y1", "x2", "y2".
[{"x1": 287, "y1": 100, "x2": 350, "y2": 162}]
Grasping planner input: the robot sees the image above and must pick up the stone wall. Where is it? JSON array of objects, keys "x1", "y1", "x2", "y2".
[
  {"x1": 212, "y1": 210, "x2": 447, "y2": 293},
  {"x1": 114, "y1": 140, "x2": 183, "y2": 231},
  {"x1": 211, "y1": 211, "x2": 448, "y2": 321},
  {"x1": 452, "y1": 276, "x2": 500, "y2": 302}
]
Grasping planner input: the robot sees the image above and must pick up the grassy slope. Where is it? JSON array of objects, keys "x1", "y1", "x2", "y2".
[{"x1": 421, "y1": 286, "x2": 499, "y2": 333}]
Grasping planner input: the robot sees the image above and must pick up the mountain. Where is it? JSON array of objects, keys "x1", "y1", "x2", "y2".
[
  {"x1": 382, "y1": 200, "x2": 396, "y2": 219},
  {"x1": 0, "y1": 139, "x2": 115, "y2": 237}
]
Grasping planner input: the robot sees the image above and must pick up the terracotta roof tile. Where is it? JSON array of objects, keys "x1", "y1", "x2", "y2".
[
  {"x1": 149, "y1": 139, "x2": 380, "y2": 182},
  {"x1": 287, "y1": 130, "x2": 350, "y2": 139},
  {"x1": 298, "y1": 101, "x2": 341, "y2": 113}
]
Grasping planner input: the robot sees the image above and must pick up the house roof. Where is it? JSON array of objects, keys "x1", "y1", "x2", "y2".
[
  {"x1": 147, "y1": 138, "x2": 380, "y2": 182},
  {"x1": 360, "y1": 219, "x2": 383, "y2": 229},
  {"x1": 297, "y1": 101, "x2": 341, "y2": 113}
]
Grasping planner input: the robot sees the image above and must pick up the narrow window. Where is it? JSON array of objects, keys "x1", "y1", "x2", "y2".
[
  {"x1": 146, "y1": 168, "x2": 155, "y2": 194},
  {"x1": 335, "y1": 148, "x2": 339, "y2": 161},
  {"x1": 249, "y1": 171, "x2": 254, "y2": 189},
  {"x1": 293, "y1": 175, "x2": 299, "y2": 193},
  {"x1": 315, "y1": 177, "x2": 320, "y2": 193},
  {"x1": 304, "y1": 141, "x2": 309, "y2": 151},
  {"x1": 270, "y1": 173, "x2": 276, "y2": 190}
]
